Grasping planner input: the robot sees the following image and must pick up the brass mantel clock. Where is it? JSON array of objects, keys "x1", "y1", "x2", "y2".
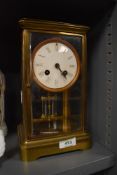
[{"x1": 18, "y1": 18, "x2": 91, "y2": 161}]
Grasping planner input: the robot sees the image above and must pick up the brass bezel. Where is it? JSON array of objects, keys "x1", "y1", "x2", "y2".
[{"x1": 32, "y1": 37, "x2": 81, "y2": 92}]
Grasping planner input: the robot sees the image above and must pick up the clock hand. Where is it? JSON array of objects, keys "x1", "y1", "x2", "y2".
[
  {"x1": 55, "y1": 63, "x2": 67, "y2": 79},
  {"x1": 55, "y1": 63, "x2": 68, "y2": 79},
  {"x1": 55, "y1": 63, "x2": 62, "y2": 73},
  {"x1": 62, "y1": 70, "x2": 68, "y2": 78}
]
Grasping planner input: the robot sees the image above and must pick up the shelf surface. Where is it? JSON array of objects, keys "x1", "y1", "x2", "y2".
[{"x1": 0, "y1": 133, "x2": 115, "y2": 175}]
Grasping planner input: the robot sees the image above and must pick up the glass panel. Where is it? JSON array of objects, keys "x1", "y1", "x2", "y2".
[
  {"x1": 30, "y1": 81, "x2": 81, "y2": 137},
  {"x1": 31, "y1": 82, "x2": 63, "y2": 137},
  {"x1": 30, "y1": 32, "x2": 83, "y2": 138},
  {"x1": 69, "y1": 78, "x2": 81, "y2": 132}
]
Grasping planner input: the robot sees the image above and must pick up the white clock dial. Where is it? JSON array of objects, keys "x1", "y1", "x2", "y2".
[{"x1": 32, "y1": 38, "x2": 80, "y2": 92}]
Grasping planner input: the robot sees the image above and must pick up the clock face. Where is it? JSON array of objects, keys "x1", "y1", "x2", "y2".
[{"x1": 32, "y1": 38, "x2": 80, "y2": 92}]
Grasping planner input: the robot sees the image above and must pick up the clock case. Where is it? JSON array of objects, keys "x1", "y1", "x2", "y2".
[{"x1": 18, "y1": 18, "x2": 91, "y2": 161}]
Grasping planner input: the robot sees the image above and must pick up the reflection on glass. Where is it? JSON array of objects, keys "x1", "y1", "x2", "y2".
[
  {"x1": 31, "y1": 78, "x2": 82, "y2": 138},
  {"x1": 41, "y1": 94, "x2": 58, "y2": 118},
  {"x1": 58, "y1": 44, "x2": 69, "y2": 53}
]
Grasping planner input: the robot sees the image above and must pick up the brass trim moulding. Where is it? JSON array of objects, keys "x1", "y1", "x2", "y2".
[
  {"x1": 19, "y1": 18, "x2": 90, "y2": 34},
  {"x1": 18, "y1": 125, "x2": 91, "y2": 161}
]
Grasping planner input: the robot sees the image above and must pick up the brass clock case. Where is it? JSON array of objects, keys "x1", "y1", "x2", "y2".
[{"x1": 18, "y1": 18, "x2": 91, "y2": 161}]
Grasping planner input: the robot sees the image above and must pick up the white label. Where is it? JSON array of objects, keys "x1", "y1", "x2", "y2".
[{"x1": 59, "y1": 137, "x2": 76, "y2": 149}]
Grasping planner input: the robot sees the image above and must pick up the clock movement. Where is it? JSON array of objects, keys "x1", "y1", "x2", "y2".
[{"x1": 18, "y1": 18, "x2": 91, "y2": 161}]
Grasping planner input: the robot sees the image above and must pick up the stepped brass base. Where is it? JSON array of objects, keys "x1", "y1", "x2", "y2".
[{"x1": 18, "y1": 125, "x2": 91, "y2": 161}]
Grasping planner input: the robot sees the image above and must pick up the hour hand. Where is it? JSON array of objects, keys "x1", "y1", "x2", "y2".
[
  {"x1": 55, "y1": 63, "x2": 63, "y2": 74},
  {"x1": 55, "y1": 63, "x2": 61, "y2": 71},
  {"x1": 55, "y1": 63, "x2": 67, "y2": 79},
  {"x1": 55, "y1": 63, "x2": 67, "y2": 78}
]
